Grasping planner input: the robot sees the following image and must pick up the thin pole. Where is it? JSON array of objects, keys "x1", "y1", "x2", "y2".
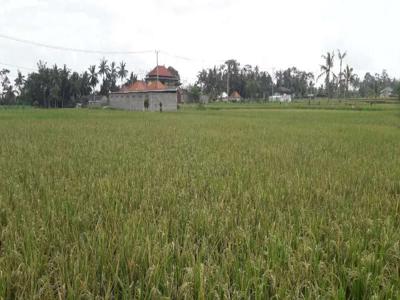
[
  {"x1": 156, "y1": 50, "x2": 159, "y2": 84},
  {"x1": 227, "y1": 62, "x2": 230, "y2": 96},
  {"x1": 272, "y1": 67, "x2": 275, "y2": 96}
]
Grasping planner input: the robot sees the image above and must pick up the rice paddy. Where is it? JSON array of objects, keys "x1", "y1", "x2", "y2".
[{"x1": 0, "y1": 105, "x2": 399, "y2": 299}]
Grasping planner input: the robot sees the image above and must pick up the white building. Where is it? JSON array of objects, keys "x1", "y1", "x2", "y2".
[
  {"x1": 269, "y1": 93, "x2": 292, "y2": 103},
  {"x1": 218, "y1": 92, "x2": 229, "y2": 102},
  {"x1": 380, "y1": 87, "x2": 393, "y2": 98}
]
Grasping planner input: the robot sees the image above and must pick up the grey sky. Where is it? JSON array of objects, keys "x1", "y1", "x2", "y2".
[{"x1": 0, "y1": 0, "x2": 399, "y2": 84}]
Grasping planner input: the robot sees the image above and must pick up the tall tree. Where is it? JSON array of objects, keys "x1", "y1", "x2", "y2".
[
  {"x1": 60, "y1": 65, "x2": 71, "y2": 108},
  {"x1": 337, "y1": 50, "x2": 347, "y2": 98},
  {"x1": 70, "y1": 72, "x2": 81, "y2": 102},
  {"x1": 168, "y1": 66, "x2": 181, "y2": 82},
  {"x1": 359, "y1": 72, "x2": 376, "y2": 98},
  {"x1": 0, "y1": 68, "x2": 15, "y2": 104},
  {"x1": 79, "y1": 71, "x2": 91, "y2": 97},
  {"x1": 125, "y1": 72, "x2": 138, "y2": 86},
  {"x1": 14, "y1": 71, "x2": 25, "y2": 97},
  {"x1": 98, "y1": 58, "x2": 111, "y2": 96},
  {"x1": 343, "y1": 65, "x2": 356, "y2": 98},
  {"x1": 98, "y1": 58, "x2": 109, "y2": 82},
  {"x1": 37, "y1": 61, "x2": 51, "y2": 107},
  {"x1": 318, "y1": 51, "x2": 335, "y2": 98},
  {"x1": 51, "y1": 64, "x2": 61, "y2": 108},
  {"x1": 117, "y1": 61, "x2": 128, "y2": 87},
  {"x1": 109, "y1": 62, "x2": 118, "y2": 93},
  {"x1": 88, "y1": 65, "x2": 98, "y2": 101},
  {"x1": 396, "y1": 82, "x2": 400, "y2": 100}
]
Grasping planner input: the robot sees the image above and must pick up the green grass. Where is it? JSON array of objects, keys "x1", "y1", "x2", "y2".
[
  {"x1": 184, "y1": 98, "x2": 399, "y2": 112},
  {"x1": 0, "y1": 106, "x2": 399, "y2": 299}
]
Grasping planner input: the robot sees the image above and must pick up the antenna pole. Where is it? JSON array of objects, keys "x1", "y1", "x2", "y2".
[
  {"x1": 227, "y1": 61, "x2": 230, "y2": 97},
  {"x1": 156, "y1": 50, "x2": 159, "y2": 83}
]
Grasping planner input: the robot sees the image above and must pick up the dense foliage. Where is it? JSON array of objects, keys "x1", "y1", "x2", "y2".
[
  {"x1": 196, "y1": 51, "x2": 400, "y2": 100},
  {"x1": 197, "y1": 59, "x2": 316, "y2": 99},
  {"x1": 0, "y1": 59, "x2": 138, "y2": 107}
]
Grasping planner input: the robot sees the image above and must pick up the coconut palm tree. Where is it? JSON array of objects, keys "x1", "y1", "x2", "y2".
[
  {"x1": 88, "y1": 65, "x2": 98, "y2": 101},
  {"x1": 14, "y1": 71, "x2": 25, "y2": 96},
  {"x1": 337, "y1": 50, "x2": 347, "y2": 98},
  {"x1": 99, "y1": 59, "x2": 112, "y2": 96},
  {"x1": 80, "y1": 71, "x2": 91, "y2": 98},
  {"x1": 59, "y1": 65, "x2": 70, "y2": 108},
  {"x1": 318, "y1": 51, "x2": 335, "y2": 98},
  {"x1": 109, "y1": 62, "x2": 118, "y2": 92},
  {"x1": 125, "y1": 72, "x2": 138, "y2": 86},
  {"x1": 98, "y1": 58, "x2": 109, "y2": 82},
  {"x1": 118, "y1": 61, "x2": 128, "y2": 88},
  {"x1": 343, "y1": 65, "x2": 357, "y2": 98},
  {"x1": 50, "y1": 64, "x2": 61, "y2": 108}
]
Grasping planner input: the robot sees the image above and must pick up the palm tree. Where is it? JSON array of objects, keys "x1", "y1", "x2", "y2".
[
  {"x1": 70, "y1": 72, "x2": 81, "y2": 101},
  {"x1": 118, "y1": 61, "x2": 128, "y2": 88},
  {"x1": 14, "y1": 71, "x2": 25, "y2": 96},
  {"x1": 318, "y1": 51, "x2": 335, "y2": 98},
  {"x1": 337, "y1": 50, "x2": 347, "y2": 98},
  {"x1": 98, "y1": 58, "x2": 109, "y2": 82},
  {"x1": 36, "y1": 61, "x2": 50, "y2": 108},
  {"x1": 60, "y1": 65, "x2": 70, "y2": 108},
  {"x1": 343, "y1": 65, "x2": 357, "y2": 98},
  {"x1": 80, "y1": 71, "x2": 91, "y2": 97},
  {"x1": 109, "y1": 62, "x2": 118, "y2": 92},
  {"x1": 51, "y1": 64, "x2": 61, "y2": 108},
  {"x1": 99, "y1": 59, "x2": 112, "y2": 96},
  {"x1": 88, "y1": 65, "x2": 98, "y2": 101},
  {"x1": 125, "y1": 72, "x2": 138, "y2": 86}
]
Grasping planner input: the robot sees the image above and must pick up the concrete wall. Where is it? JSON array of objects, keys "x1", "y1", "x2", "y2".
[
  {"x1": 178, "y1": 91, "x2": 209, "y2": 104},
  {"x1": 109, "y1": 93, "x2": 145, "y2": 111},
  {"x1": 148, "y1": 92, "x2": 177, "y2": 112},
  {"x1": 109, "y1": 92, "x2": 177, "y2": 111},
  {"x1": 88, "y1": 96, "x2": 109, "y2": 108}
]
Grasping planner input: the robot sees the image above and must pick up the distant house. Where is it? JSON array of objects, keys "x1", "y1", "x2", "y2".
[
  {"x1": 229, "y1": 91, "x2": 241, "y2": 102},
  {"x1": 109, "y1": 66, "x2": 180, "y2": 111},
  {"x1": 269, "y1": 94, "x2": 292, "y2": 102},
  {"x1": 218, "y1": 92, "x2": 229, "y2": 102},
  {"x1": 307, "y1": 94, "x2": 315, "y2": 99},
  {"x1": 380, "y1": 87, "x2": 393, "y2": 98},
  {"x1": 269, "y1": 87, "x2": 292, "y2": 103}
]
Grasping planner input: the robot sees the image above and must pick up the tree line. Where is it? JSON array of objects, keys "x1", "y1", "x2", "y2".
[
  {"x1": 196, "y1": 50, "x2": 400, "y2": 101},
  {"x1": 1, "y1": 50, "x2": 400, "y2": 106},
  {"x1": 0, "y1": 58, "x2": 137, "y2": 107},
  {"x1": 196, "y1": 59, "x2": 316, "y2": 100}
]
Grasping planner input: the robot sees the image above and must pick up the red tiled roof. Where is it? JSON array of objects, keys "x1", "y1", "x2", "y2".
[
  {"x1": 230, "y1": 91, "x2": 241, "y2": 98},
  {"x1": 146, "y1": 80, "x2": 166, "y2": 90},
  {"x1": 147, "y1": 66, "x2": 174, "y2": 78},
  {"x1": 120, "y1": 80, "x2": 167, "y2": 92},
  {"x1": 124, "y1": 81, "x2": 147, "y2": 92}
]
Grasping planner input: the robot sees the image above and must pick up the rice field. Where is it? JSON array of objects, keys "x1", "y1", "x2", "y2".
[{"x1": 0, "y1": 105, "x2": 399, "y2": 299}]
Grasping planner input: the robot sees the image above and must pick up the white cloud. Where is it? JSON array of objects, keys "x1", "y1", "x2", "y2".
[{"x1": 0, "y1": 0, "x2": 399, "y2": 82}]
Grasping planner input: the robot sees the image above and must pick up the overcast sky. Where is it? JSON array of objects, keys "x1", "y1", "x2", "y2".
[{"x1": 0, "y1": 0, "x2": 399, "y2": 84}]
